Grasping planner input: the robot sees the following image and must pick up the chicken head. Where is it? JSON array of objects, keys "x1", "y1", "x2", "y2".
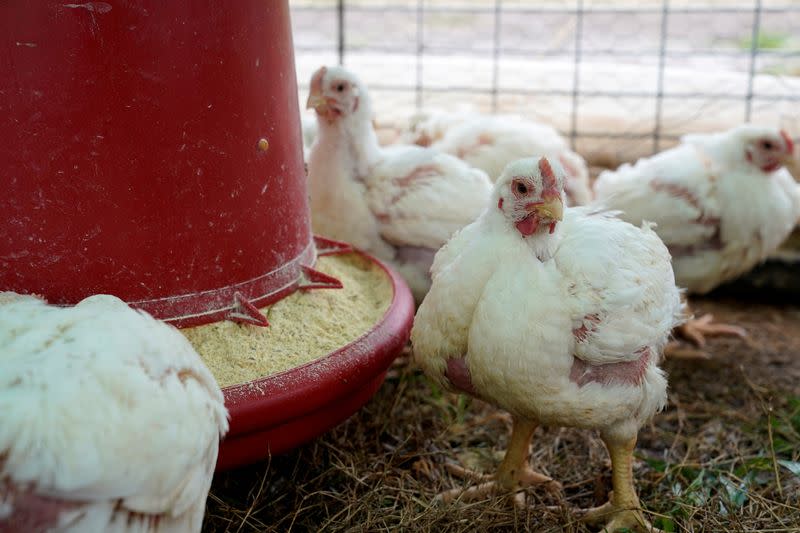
[
  {"x1": 306, "y1": 66, "x2": 368, "y2": 125},
  {"x1": 494, "y1": 156, "x2": 565, "y2": 237},
  {"x1": 738, "y1": 126, "x2": 796, "y2": 174}
]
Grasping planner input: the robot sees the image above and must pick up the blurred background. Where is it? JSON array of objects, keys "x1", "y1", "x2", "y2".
[{"x1": 290, "y1": 0, "x2": 800, "y2": 167}]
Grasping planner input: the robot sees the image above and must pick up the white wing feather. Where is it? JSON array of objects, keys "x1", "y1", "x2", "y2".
[
  {"x1": 366, "y1": 146, "x2": 492, "y2": 250},
  {"x1": 555, "y1": 209, "x2": 684, "y2": 365},
  {"x1": 0, "y1": 295, "x2": 228, "y2": 532},
  {"x1": 411, "y1": 213, "x2": 514, "y2": 389},
  {"x1": 595, "y1": 132, "x2": 800, "y2": 293},
  {"x1": 594, "y1": 144, "x2": 720, "y2": 251},
  {"x1": 426, "y1": 114, "x2": 592, "y2": 204}
]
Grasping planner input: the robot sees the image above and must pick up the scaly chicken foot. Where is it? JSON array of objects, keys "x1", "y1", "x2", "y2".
[
  {"x1": 677, "y1": 313, "x2": 747, "y2": 348},
  {"x1": 581, "y1": 503, "x2": 660, "y2": 533},
  {"x1": 436, "y1": 416, "x2": 561, "y2": 507},
  {"x1": 579, "y1": 436, "x2": 661, "y2": 532},
  {"x1": 666, "y1": 308, "x2": 747, "y2": 359}
]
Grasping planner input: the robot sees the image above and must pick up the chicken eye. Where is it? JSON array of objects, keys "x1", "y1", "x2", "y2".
[
  {"x1": 515, "y1": 181, "x2": 528, "y2": 195},
  {"x1": 761, "y1": 140, "x2": 774, "y2": 150},
  {"x1": 336, "y1": 83, "x2": 345, "y2": 92}
]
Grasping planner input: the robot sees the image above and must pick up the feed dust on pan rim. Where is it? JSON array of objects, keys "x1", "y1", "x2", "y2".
[{"x1": 181, "y1": 253, "x2": 393, "y2": 388}]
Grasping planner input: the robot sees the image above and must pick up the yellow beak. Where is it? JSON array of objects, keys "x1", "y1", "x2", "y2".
[
  {"x1": 782, "y1": 152, "x2": 800, "y2": 182},
  {"x1": 532, "y1": 196, "x2": 564, "y2": 221},
  {"x1": 306, "y1": 93, "x2": 326, "y2": 110}
]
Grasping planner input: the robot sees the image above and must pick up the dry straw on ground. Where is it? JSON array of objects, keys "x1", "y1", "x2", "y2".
[{"x1": 203, "y1": 295, "x2": 800, "y2": 532}]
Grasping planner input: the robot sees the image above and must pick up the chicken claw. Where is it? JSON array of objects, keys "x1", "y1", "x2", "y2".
[
  {"x1": 662, "y1": 341, "x2": 710, "y2": 361},
  {"x1": 435, "y1": 417, "x2": 562, "y2": 507},
  {"x1": 437, "y1": 465, "x2": 561, "y2": 508},
  {"x1": 676, "y1": 313, "x2": 747, "y2": 348},
  {"x1": 580, "y1": 498, "x2": 662, "y2": 533},
  {"x1": 579, "y1": 437, "x2": 663, "y2": 532}
]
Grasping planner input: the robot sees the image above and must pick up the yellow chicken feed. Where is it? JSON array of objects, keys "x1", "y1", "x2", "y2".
[{"x1": 181, "y1": 253, "x2": 392, "y2": 388}]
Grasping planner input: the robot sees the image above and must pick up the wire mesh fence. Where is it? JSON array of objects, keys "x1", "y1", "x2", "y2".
[{"x1": 290, "y1": 0, "x2": 800, "y2": 164}]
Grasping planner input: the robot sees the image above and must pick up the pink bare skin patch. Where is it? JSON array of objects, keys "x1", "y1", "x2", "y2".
[
  {"x1": 445, "y1": 357, "x2": 478, "y2": 396},
  {"x1": 388, "y1": 164, "x2": 442, "y2": 205},
  {"x1": 569, "y1": 347, "x2": 651, "y2": 388},
  {"x1": 650, "y1": 179, "x2": 723, "y2": 257},
  {"x1": 0, "y1": 482, "x2": 84, "y2": 532},
  {"x1": 498, "y1": 197, "x2": 504, "y2": 210},
  {"x1": 572, "y1": 313, "x2": 601, "y2": 342},
  {"x1": 392, "y1": 164, "x2": 441, "y2": 189},
  {"x1": 649, "y1": 180, "x2": 709, "y2": 217}
]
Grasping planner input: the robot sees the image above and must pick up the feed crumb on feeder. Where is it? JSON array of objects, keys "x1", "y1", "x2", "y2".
[
  {"x1": 257, "y1": 138, "x2": 269, "y2": 151},
  {"x1": 181, "y1": 253, "x2": 392, "y2": 388}
]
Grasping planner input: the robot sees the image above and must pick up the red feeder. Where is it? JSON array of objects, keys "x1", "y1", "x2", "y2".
[{"x1": 0, "y1": 1, "x2": 414, "y2": 469}]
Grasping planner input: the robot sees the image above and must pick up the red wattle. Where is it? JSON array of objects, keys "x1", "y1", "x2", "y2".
[{"x1": 516, "y1": 214, "x2": 540, "y2": 236}]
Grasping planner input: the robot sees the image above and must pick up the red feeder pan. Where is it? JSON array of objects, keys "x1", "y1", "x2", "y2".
[
  {"x1": 218, "y1": 252, "x2": 414, "y2": 471},
  {"x1": 0, "y1": 1, "x2": 414, "y2": 466}
]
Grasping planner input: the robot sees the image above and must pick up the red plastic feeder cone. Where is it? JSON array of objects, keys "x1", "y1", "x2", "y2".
[{"x1": 0, "y1": 1, "x2": 414, "y2": 470}]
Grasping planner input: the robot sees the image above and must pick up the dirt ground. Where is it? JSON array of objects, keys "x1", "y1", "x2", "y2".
[{"x1": 203, "y1": 292, "x2": 800, "y2": 532}]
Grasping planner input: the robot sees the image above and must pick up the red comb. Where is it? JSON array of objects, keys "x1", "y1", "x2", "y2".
[
  {"x1": 780, "y1": 129, "x2": 795, "y2": 155},
  {"x1": 309, "y1": 66, "x2": 327, "y2": 97},
  {"x1": 539, "y1": 157, "x2": 558, "y2": 193}
]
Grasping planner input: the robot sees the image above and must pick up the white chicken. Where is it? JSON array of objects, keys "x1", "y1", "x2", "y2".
[
  {"x1": 305, "y1": 66, "x2": 493, "y2": 302},
  {"x1": 412, "y1": 157, "x2": 683, "y2": 532},
  {"x1": 594, "y1": 124, "x2": 800, "y2": 349},
  {"x1": 402, "y1": 109, "x2": 592, "y2": 205},
  {"x1": 0, "y1": 293, "x2": 228, "y2": 532},
  {"x1": 398, "y1": 107, "x2": 476, "y2": 147},
  {"x1": 300, "y1": 111, "x2": 318, "y2": 162}
]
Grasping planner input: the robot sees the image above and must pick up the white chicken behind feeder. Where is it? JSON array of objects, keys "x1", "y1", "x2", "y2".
[
  {"x1": 412, "y1": 157, "x2": 683, "y2": 532},
  {"x1": 305, "y1": 65, "x2": 493, "y2": 302},
  {"x1": 0, "y1": 293, "x2": 228, "y2": 533},
  {"x1": 401, "y1": 109, "x2": 592, "y2": 205},
  {"x1": 594, "y1": 124, "x2": 800, "y2": 350}
]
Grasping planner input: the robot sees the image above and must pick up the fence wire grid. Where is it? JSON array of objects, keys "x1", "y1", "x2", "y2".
[{"x1": 290, "y1": 1, "x2": 800, "y2": 160}]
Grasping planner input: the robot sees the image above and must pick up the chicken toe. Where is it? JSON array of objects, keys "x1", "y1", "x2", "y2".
[
  {"x1": 662, "y1": 341, "x2": 711, "y2": 360},
  {"x1": 675, "y1": 313, "x2": 747, "y2": 349},
  {"x1": 580, "y1": 502, "x2": 661, "y2": 533},
  {"x1": 581, "y1": 437, "x2": 660, "y2": 533},
  {"x1": 436, "y1": 465, "x2": 560, "y2": 506},
  {"x1": 579, "y1": 436, "x2": 660, "y2": 532},
  {"x1": 436, "y1": 416, "x2": 561, "y2": 506}
]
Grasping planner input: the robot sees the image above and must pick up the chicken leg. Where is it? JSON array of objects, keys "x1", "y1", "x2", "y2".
[
  {"x1": 580, "y1": 435, "x2": 660, "y2": 532},
  {"x1": 436, "y1": 416, "x2": 561, "y2": 507},
  {"x1": 666, "y1": 300, "x2": 747, "y2": 359}
]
